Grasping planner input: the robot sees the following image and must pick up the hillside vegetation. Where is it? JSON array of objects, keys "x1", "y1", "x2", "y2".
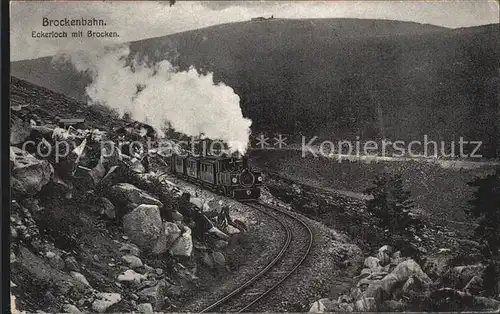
[{"x1": 11, "y1": 18, "x2": 500, "y2": 156}]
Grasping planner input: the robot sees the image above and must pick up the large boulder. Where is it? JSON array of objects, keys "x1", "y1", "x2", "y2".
[
  {"x1": 108, "y1": 183, "x2": 163, "y2": 214},
  {"x1": 448, "y1": 264, "x2": 486, "y2": 289},
  {"x1": 365, "y1": 259, "x2": 431, "y2": 302},
  {"x1": 92, "y1": 293, "x2": 122, "y2": 313},
  {"x1": 169, "y1": 226, "x2": 193, "y2": 257},
  {"x1": 423, "y1": 249, "x2": 457, "y2": 279},
  {"x1": 138, "y1": 280, "x2": 167, "y2": 310},
  {"x1": 308, "y1": 298, "x2": 339, "y2": 313},
  {"x1": 364, "y1": 256, "x2": 382, "y2": 272},
  {"x1": 355, "y1": 296, "x2": 377, "y2": 311},
  {"x1": 11, "y1": 116, "x2": 31, "y2": 145},
  {"x1": 11, "y1": 147, "x2": 54, "y2": 196},
  {"x1": 377, "y1": 251, "x2": 390, "y2": 266},
  {"x1": 96, "y1": 197, "x2": 115, "y2": 219},
  {"x1": 117, "y1": 269, "x2": 147, "y2": 283},
  {"x1": 123, "y1": 205, "x2": 163, "y2": 251},
  {"x1": 464, "y1": 275, "x2": 483, "y2": 295},
  {"x1": 391, "y1": 259, "x2": 432, "y2": 284},
  {"x1": 152, "y1": 222, "x2": 182, "y2": 255}
]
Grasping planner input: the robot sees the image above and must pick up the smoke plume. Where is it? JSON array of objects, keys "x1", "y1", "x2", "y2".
[{"x1": 57, "y1": 45, "x2": 252, "y2": 153}]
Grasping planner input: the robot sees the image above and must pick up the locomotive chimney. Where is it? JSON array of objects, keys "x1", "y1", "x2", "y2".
[{"x1": 242, "y1": 155, "x2": 249, "y2": 168}]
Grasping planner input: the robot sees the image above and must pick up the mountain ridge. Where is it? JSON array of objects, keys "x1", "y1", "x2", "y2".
[{"x1": 11, "y1": 18, "x2": 500, "y2": 156}]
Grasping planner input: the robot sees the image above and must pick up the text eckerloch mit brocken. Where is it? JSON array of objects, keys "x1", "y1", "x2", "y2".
[{"x1": 32, "y1": 17, "x2": 119, "y2": 38}]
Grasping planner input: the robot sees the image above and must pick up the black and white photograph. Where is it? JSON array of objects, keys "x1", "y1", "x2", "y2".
[{"x1": 7, "y1": 0, "x2": 500, "y2": 313}]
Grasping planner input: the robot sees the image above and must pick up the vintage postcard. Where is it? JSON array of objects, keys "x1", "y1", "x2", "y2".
[{"x1": 8, "y1": 1, "x2": 500, "y2": 313}]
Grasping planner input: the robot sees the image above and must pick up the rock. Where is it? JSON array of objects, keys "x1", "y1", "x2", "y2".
[
  {"x1": 212, "y1": 252, "x2": 226, "y2": 267},
  {"x1": 119, "y1": 243, "x2": 141, "y2": 257},
  {"x1": 392, "y1": 259, "x2": 431, "y2": 284},
  {"x1": 450, "y1": 264, "x2": 486, "y2": 289},
  {"x1": 423, "y1": 249, "x2": 457, "y2": 279},
  {"x1": 122, "y1": 255, "x2": 143, "y2": 268},
  {"x1": 11, "y1": 227, "x2": 18, "y2": 239},
  {"x1": 169, "y1": 226, "x2": 193, "y2": 257},
  {"x1": 11, "y1": 177, "x2": 28, "y2": 197},
  {"x1": 109, "y1": 183, "x2": 163, "y2": 213},
  {"x1": 225, "y1": 224, "x2": 241, "y2": 235},
  {"x1": 355, "y1": 296, "x2": 377, "y2": 311},
  {"x1": 96, "y1": 197, "x2": 115, "y2": 219},
  {"x1": 377, "y1": 251, "x2": 390, "y2": 266},
  {"x1": 11, "y1": 116, "x2": 31, "y2": 145},
  {"x1": 464, "y1": 275, "x2": 483, "y2": 295},
  {"x1": 202, "y1": 252, "x2": 214, "y2": 268},
  {"x1": 207, "y1": 226, "x2": 230, "y2": 241},
  {"x1": 338, "y1": 302, "x2": 354, "y2": 312},
  {"x1": 138, "y1": 280, "x2": 166, "y2": 310},
  {"x1": 350, "y1": 288, "x2": 363, "y2": 302},
  {"x1": 356, "y1": 268, "x2": 372, "y2": 279},
  {"x1": 189, "y1": 197, "x2": 205, "y2": 210},
  {"x1": 136, "y1": 303, "x2": 154, "y2": 313},
  {"x1": 402, "y1": 276, "x2": 416, "y2": 293},
  {"x1": 357, "y1": 278, "x2": 378, "y2": 289},
  {"x1": 117, "y1": 269, "x2": 147, "y2": 283},
  {"x1": 214, "y1": 240, "x2": 228, "y2": 250},
  {"x1": 64, "y1": 256, "x2": 79, "y2": 272},
  {"x1": 378, "y1": 245, "x2": 393, "y2": 255},
  {"x1": 10, "y1": 252, "x2": 16, "y2": 264},
  {"x1": 47, "y1": 252, "x2": 65, "y2": 270},
  {"x1": 338, "y1": 294, "x2": 350, "y2": 304},
  {"x1": 364, "y1": 256, "x2": 382, "y2": 272},
  {"x1": 152, "y1": 222, "x2": 182, "y2": 255},
  {"x1": 11, "y1": 147, "x2": 54, "y2": 196},
  {"x1": 92, "y1": 293, "x2": 121, "y2": 313},
  {"x1": 70, "y1": 272, "x2": 91, "y2": 287},
  {"x1": 46, "y1": 251, "x2": 56, "y2": 258},
  {"x1": 309, "y1": 298, "x2": 338, "y2": 313},
  {"x1": 62, "y1": 304, "x2": 81, "y2": 313},
  {"x1": 171, "y1": 210, "x2": 183, "y2": 222},
  {"x1": 417, "y1": 246, "x2": 428, "y2": 254},
  {"x1": 123, "y1": 204, "x2": 163, "y2": 251},
  {"x1": 365, "y1": 259, "x2": 431, "y2": 302}
]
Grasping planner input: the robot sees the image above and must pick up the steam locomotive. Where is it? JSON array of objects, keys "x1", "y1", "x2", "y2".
[{"x1": 170, "y1": 153, "x2": 262, "y2": 201}]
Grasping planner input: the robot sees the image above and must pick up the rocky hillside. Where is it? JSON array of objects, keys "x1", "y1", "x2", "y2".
[
  {"x1": 309, "y1": 245, "x2": 500, "y2": 312},
  {"x1": 11, "y1": 19, "x2": 500, "y2": 157},
  {"x1": 9, "y1": 76, "x2": 252, "y2": 313}
]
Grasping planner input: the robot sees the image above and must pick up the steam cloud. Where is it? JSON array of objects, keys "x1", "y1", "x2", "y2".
[{"x1": 56, "y1": 45, "x2": 252, "y2": 153}]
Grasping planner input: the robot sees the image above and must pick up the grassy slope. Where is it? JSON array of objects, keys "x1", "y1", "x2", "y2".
[
  {"x1": 250, "y1": 149, "x2": 497, "y2": 231},
  {"x1": 11, "y1": 18, "x2": 500, "y2": 155}
]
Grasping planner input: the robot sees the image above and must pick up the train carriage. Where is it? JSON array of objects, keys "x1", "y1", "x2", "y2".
[
  {"x1": 170, "y1": 153, "x2": 261, "y2": 201},
  {"x1": 171, "y1": 154, "x2": 187, "y2": 177},
  {"x1": 186, "y1": 156, "x2": 200, "y2": 181},
  {"x1": 200, "y1": 159, "x2": 216, "y2": 185}
]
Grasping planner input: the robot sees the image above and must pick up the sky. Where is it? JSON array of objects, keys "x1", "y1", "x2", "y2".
[{"x1": 10, "y1": 0, "x2": 500, "y2": 61}]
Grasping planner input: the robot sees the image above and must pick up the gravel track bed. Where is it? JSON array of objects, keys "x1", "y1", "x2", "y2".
[
  {"x1": 166, "y1": 176, "x2": 362, "y2": 312},
  {"x1": 212, "y1": 203, "x2": 312, "y2": 312}
]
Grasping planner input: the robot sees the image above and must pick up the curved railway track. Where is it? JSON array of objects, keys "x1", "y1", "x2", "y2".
[{"x1": 199, "y1": 201, "x2": 313, "y2": 313}]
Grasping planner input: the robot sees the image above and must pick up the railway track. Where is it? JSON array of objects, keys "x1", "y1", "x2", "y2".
[{"x1": 199, "y1": 201, "x2": 313, "y2": 313}]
